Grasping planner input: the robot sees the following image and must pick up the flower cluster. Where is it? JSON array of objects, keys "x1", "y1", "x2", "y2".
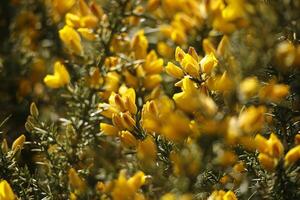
[{"x1": 1, "y1": 0, "x2": 300, "y2": 199}]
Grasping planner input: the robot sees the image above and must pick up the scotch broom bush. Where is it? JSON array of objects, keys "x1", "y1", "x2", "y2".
[{"x1": 0, "y1": 0, "x2": 300, "y2": 199}]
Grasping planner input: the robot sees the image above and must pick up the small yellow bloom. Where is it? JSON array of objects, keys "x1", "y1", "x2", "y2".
[
  {"x1": 53, "y1": 0, "x2": 75, "y2": 14},
  {"x1": 255, "y1": 133, "x2": 284, "y2": 170},
  {"x1": 284, "y1": 145, "x2": 300, "y2": 166},
  {"x1": 259, "y1": 81, "x2": 289, "y2": 103},
  {"x1": 181, "y1": 54, "x2": 200, "y2": 77},
  {"x1": 157, "y1": 42, "x2": 173, "y2": 58},
  {"x1": 238, "y1": 106, "x2": 266, "y2": 134},
  {"x1": 59, "y1": 25, "x2": 83, "y2": 55},
  {"x1": 119, "y1": 130, "x2": 137, "y2": 148},
  {"x1": 239, "y1": 77, "x2": 259, "y2": 101},
  {"x1": 137, "y1": 136, "x2": 157, "y2": 163},
  {"x1": 127, "y1": 171, "x2": 146, "y2": 191},
  {"x1": 144, "y1": 74, "x2": 162, "y2": 89},
  {"x1": 165, "y1": 62, "x2": 184, "y2": 79},
  {"x1": 222, "y1": 0, "x2": 245, "y2": 22},
  {"x1": 65, "y1": 13, "x2": 81, "y2": 28},
  {"x1": 202, "y1": 38, "x2": 216, "y2": 55},
  {"x1": 0, "y1": 180, "x2": 15, "y2": 200},
  {"x1": 44, "y1": 61, "x2": 70, "y2": 89},
  {"x1": 68, "y1": 168, "x2": 86, "y2": 193},
  {"x1": 208, "y1": 190, "x2": 237, "y2": 200},
  {"x1": 200, "y1": 53, "x2": 218, "y2": 74},
  {"x1": 131, "y1": 30, "x2": 148, "y2": 59},
  {"x1": 100, "y1": 123, "x2": 119, "y2": 136}
]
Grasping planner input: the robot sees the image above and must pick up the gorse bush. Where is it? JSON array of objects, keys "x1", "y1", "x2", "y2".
[{"x1": 0, "y1": 0, "x2": 300, "y2": 199}]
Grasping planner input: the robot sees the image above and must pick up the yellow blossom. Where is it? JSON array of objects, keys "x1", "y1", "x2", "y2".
[
  {"x1": 111, "y1": 170, "x2": 147, "y2": 200},
  {"x1": 53, "y1": 0, "x2": 75, "y2": 14},
  {"x1": 200, "y1": 53, "x2": 218, "y2": 74},
  {"x1": 119, "y1": 130, "x2": 137, "y2": 148},
  {"x1": 68, "y1": 168, "x2": 86, "y2": 193},
  {"x1": 143, "y1": 50, "x2": 164, "y2": 75},
  {"x1": 166, "y1": 62, "x2": 184, "y2": 79},
  {"x1": 137, "y1": 136, "x2": 157, "y2": 164},
  {"x1": 0, "y1": 180, "x2": 15, "y2": 200},
  {"x1": 44, "y1": 61, "x2": 70, "y2": 89},
  {"x1": 259, "y1": 82, "x2": 289, "y2": 103},
  {"x1": 239, "y1": 77, "x2": 259, "y2": 100},
  {"x1": 284, "y1": 145, "x2": 300, "y2": 166},
  {"x1": 157, "y1": 42, "x2": 173, "y2": 58},
  {"x1": 208, "y1": 190, "x2": 237, "y2": 200},
  {"x1": 238, "y1": 106, "x2": 266, "y2": 134},
  {"x1": 131, "y1": 30, "x2": 148, "y2": 59},
  {"x1": 181, "y1": 54, "x2": 200, "y2": 77},
  {"x1": 59, "y1": 25, "x2": 83, "y2": 55},
  {"x1": 100, "y1": 123, "x2": 119, "y2": 136},
  {"x1": 255, "y1": 133, "x2": 284, "y2": 170}
]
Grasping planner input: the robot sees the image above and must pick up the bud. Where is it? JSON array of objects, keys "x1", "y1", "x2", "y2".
[
  {"x1": 12, "y1": 134, "x2": 26, "y2": 153},
  {"x1": 175, "y1": 46, "x2": 185, "y2": 62},
  {"x1": 100, "y1": 123, "x2": 119, "y2": 136},
  {"x1": 200, "y1": 53, "x2": 218, "y2": 74},
  {"x1": 120, "y1": 112, "x2": 136, "y2": 131},
  {"x1": 30, "y1": 102, "x2": 39, "y2": 118},
  {"x1": 166, "y1": 62, "x2": 184, "y2": 79},
  {"x1": 119, "y1": 130, "x2": 137, "y2": 148}
]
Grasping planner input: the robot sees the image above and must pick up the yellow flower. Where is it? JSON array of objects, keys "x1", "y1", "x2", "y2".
[
  {"x1": 200, "y1": 53, "x2": 218, "y2": 74},
  {"x1": 68, "y1": 168, "x2": 86, "y2": 193},
  {"x1": 222, "y1": 0, "x2": 245, "y2": 22},
  {"x1": 259, "y1": 81, "x2": 289, "y2": 103},
  {"x1": 137, "y1": 136, "x2": 157, "y2": 164},
  {"x1": 131, "y1": 30, "x2": 148, "y2": 59},
  {"x1": 258, "y1": 153, "x2": 277, "y2": 171},
  {"x1": 59, "y1": 25, "x2": 83, "y2": 55},
  {"x1": 157, "y1": 42, "x2": 173, "y2": 58},
  {"x1": 44, "y1": 61, "x2": 70, "y2": 89},
  {"x1": 119, "y1": 130, "x2": 137, "y2": 148},
  {"x1": 238, "y1": 106, "x2": 266, "y2": 134},
  {"x1": 255, "y1": 133, "x2": 284, "y2": 170},
  {"x1": 208, "y1": 190, "x2": 237, "y2": 200},
  {"x1": 165, "y1": 62, "x2": 184, "y2": 79},
  {"x1": 65, "y1": 13, "x2": 81, "y2": 28},
  {"x1": 100, "y1": 123, "x2": 119, "y2": 136},
  {"x1": 173, "y1": 77, "x2": 199, "y2": 113},
  {"x1": 202, "y1": 38, "x2": 216, "y2": 55},
  {"x1": 143, "y1": 50, "x2": 164, "y2": 75},
  {"x1": 239, "y1": 77, "x2": 259, "y2": 101},
  {"x1": 111, "y1": 170, "x2": 147, "y2": 200},
  {"x1": 181, "y1": 54, "x2": 200, "y2": 77},
  {"x1": 284, "y1": 145, "x2": 300, "y2": 166},
  {"x1": 0, "y1": 180, "x2": 15, "y2": 200},
  {"x1": 53, "y1": 0, "x2": 75, "y2": 14}
]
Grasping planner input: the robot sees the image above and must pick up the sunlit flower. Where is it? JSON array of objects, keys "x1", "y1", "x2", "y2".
[
  {"x1": 59, "y1": 25, "x2": 83, "y2": 55},
  {"x1": 44, "y1": 61, "x2": 70, "y2": 88},
  {"x1": 0, "y1": 180, "x2": 15, "y2": 200}
]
